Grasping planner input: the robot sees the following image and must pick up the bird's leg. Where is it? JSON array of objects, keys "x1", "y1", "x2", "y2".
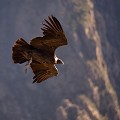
[{"x1": 25, "y1": 57, "x2": 32, "y2": 73}]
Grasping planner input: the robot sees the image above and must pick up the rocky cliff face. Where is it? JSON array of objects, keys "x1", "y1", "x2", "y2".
[
  {"x1": 56, "y1": 0, "x2": 120, "y2": 120},
  {"x1": 0, "y1": 0, "x2": 120, "y2": 120}
]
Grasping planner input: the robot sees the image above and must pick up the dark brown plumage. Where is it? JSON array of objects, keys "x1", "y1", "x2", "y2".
[{"x1": 12, "y1": 16, "x2": 67, "y2": 83}]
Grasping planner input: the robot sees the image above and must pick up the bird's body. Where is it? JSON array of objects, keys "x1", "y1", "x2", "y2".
[
  {"x1": 21, "y1": 44, "x2": 55, "y2": 64},
  {"x1": 12, "y1": 16, "x2": 67, "y2": 83}
]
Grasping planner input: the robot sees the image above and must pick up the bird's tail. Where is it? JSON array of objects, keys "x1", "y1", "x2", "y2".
[{"x1": 12, "y1": 38, "x2": 30, "y2": 64}]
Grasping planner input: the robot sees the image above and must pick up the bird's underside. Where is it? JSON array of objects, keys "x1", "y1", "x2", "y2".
[{"x1": 12, "y1": 15, "x2": 67, "y2": 83}]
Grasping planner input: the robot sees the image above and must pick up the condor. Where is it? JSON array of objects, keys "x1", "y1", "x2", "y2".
[{"x1": 12, "y1": 16, "x2": 68, "y2": 83}]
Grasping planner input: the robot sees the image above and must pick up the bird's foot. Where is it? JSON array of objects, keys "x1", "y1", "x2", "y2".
[{"x1": 25, "y1": 57, "x2": 32, "y2": 73}]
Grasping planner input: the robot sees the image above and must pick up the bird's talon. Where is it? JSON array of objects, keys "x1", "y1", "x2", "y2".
[{"x1": 25, "y1": 58, "x2": 32, "y2": 73}]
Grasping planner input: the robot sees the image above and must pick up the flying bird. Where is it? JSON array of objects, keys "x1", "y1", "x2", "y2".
[{"x1": 12, "y1": 16, "x2": 68, "y2": 83}]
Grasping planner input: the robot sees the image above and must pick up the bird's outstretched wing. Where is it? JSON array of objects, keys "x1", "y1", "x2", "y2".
[
  {"x1": 30, "y1": 16, "x2": 67, "y2": 52},
  {"x1": 30, "y1": 61, "x2": 58, "y2": 83}
]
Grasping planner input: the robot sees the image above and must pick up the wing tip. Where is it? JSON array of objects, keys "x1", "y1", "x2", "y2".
[{"x1": 41, "y1": 15, "x2": 64, "y2": 35}]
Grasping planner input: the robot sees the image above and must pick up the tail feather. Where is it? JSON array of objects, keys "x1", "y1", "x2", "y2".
[{"x1": 12, "y1": 38, "x2": 30, "y2": 64}]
